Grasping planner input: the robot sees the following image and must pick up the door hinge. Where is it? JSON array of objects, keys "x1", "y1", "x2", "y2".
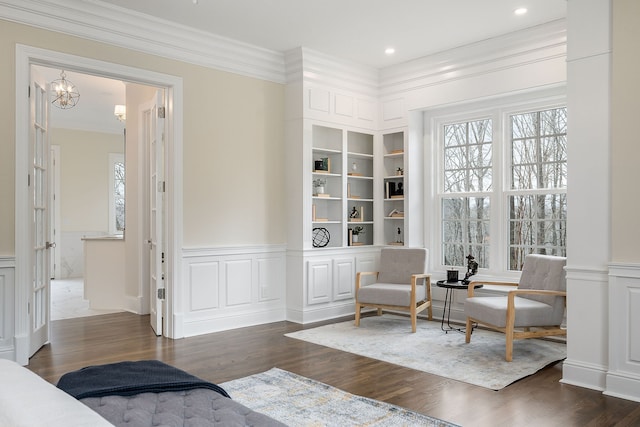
[
  {"x1": 28, "y1": 85, "x2": 31, "y2": 98},
  {"x1": 158, "y1": 106, "x2": 166, "y2": 118},
  {"x1": 28, "y1": 174, "x2": 31, "y2": 187},
  {"x1": 157, "y1": 288, "x2": 166, "y2": 299},
  {"x1": 158, "y1": 181, "x2": 165, "y2": 192}
]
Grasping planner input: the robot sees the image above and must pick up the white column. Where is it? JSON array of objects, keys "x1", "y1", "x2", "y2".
[{"x1": 561, "y1": 0, "x2": 612, "y2": 391}]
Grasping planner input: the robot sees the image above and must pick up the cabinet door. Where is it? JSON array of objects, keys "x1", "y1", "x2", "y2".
[
  {"x1": 333, "y1": 257, "x2": 355, "y2": 301},
  {"x1": 307, "y1": 260, "x2": 332, "y2": 305}
]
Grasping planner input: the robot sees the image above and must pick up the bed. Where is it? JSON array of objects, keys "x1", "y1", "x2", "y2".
[{"x1": 56, "y1": 360, "x2": 286, "y2": 427}]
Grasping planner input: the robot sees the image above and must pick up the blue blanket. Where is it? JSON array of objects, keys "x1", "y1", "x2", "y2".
[{"x1": 57, "y1": 360, "x2": 230, "y2": 399}]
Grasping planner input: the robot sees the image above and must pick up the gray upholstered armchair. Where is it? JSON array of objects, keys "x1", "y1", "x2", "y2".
[
  {"x1": 464, "y1": 254, "x2": 567, "y2": 361},
  {"x1": 355, "y1": 248, "x2": 432, "y2": 332}
]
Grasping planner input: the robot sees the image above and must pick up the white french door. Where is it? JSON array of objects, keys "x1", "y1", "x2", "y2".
[
  {"x1": 146, "y1": 90, "x2": 165, "y2": 336},
  {"x1": 29, "y1": 67, "x2": 51, "y2": 357}
]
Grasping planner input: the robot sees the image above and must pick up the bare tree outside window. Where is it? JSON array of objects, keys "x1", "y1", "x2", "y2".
[
  {"x1": 509, "y1": 108, "x2": 567, "y2": 269},
  {"x1": 114, "y1": 161, "x2": 125, "y2": 232},
  {"x1": 439, "y1": 106, "x2": 567, "y2": 272},
  {"x1": 442, "y1": 119, "x2": 492, "y2": 268}
]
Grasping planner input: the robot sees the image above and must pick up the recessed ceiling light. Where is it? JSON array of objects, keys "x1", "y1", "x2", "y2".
[
  {"x1": 385, "y1": 48, "x2": 395, "y2": 55},
  {"x1": 514, "y1": 7, "x2": 528, "y2": 16}
]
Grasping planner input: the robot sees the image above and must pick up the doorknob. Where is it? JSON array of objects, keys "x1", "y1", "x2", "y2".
[{"x1": 46, "y1": 241, "x2": 56, "y2": 249}]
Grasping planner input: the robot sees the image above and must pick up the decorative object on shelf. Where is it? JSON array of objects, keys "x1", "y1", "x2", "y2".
[
  {"x1": 314, "y1": 157, "x2": 330, "y2": 173},
  {"x1": 348, "y1": 161, "x2": 362, "y2": 176},
  {"x1": 51, "y1": 70, "x2": 80, "y2": 109},
  {"x1": 396, "y1": 182, "x2": 404, "y2": 196},
  {"x1": 387, "y1": 208, "x2": 404, "y2": 218},
  {"x1": 349, "y1": 206, "x2": 360, "y2": 219},
  {"x1": 396, "y1": 226, "x2": 403, "y2": 244},
  {"x1": 462, "y1": 254, "x2": 479, "y2": 284},
  {"x1": 312, "y1": 227, "x2": 330, "y2": 248},
  {"x1": 351, "y1": 226, "x2": 364, "y2": 244},
  {"x1": 313, "y1": 178, "x2": 326, "y2": 196},
  {"x1": 396, "y1": 167, "x2": 404, "y2": 176}
]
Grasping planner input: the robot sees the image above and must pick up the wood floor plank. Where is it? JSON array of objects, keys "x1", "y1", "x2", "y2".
[{"x1": 27, "y1": 312, "x2": 640, "y2": 427}]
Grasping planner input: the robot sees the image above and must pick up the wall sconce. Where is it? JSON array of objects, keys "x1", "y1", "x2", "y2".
[{"x1": 114, "y1": 104, "x2": 126, "y2": 122}]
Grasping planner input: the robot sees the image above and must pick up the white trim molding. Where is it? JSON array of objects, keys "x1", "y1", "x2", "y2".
[
  {"x1": 606, "y1": 263, "x2": 640, "y2": 402},
  {"x1": 0, "y1": 0, "x2": 285, "y2": 84}
]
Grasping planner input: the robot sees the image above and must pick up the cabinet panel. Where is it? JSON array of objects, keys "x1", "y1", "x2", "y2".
[
  {"x1": 307, "y1": 260, "x2": 332, "y2": 305},
  {"x1": 225, "y1": 259, "x2": 252, "y2": 306},
  {"x1": 333, "y1": 258, "x2": 355, "y2": 301}
]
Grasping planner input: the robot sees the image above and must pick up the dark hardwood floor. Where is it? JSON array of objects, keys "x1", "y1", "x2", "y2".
[{"x1": 28, "y1": 312, "x2": 640, "y2": 427}]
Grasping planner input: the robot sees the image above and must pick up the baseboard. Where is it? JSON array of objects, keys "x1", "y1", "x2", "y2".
[
  {"x1": 561, "y1": 358, "x2": 607, "y2": 391},
  {"x1": 604, "y1": 372, "x2": 640, "y2": 403},
  {"x1": 183, "y1": 308, "x2": 286, "y2": 337}
]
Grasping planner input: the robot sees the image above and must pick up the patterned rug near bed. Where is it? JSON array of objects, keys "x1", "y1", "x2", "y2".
[
  {"x1": 285, "y1": 314, "x2": 566, "y2": 390},
  {"x1": 220, "y1": 368, "x2": 458, "y2": 427}
]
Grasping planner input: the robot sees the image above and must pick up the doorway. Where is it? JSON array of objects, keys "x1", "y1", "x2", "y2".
[
  {"x1": 15, "y1": 45, "x2": 184, "y2": 364},
  {"x1": 33, "y1": 66, "x2": 130, "y2": 320}
]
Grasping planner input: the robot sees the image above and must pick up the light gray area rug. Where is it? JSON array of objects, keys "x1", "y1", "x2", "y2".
[
  {"x1": 285, "y1": 314, "x2": 566, "y2": 390},
  {"x1": 220, "y1": 368, "x2": 458, "y2": 427}
]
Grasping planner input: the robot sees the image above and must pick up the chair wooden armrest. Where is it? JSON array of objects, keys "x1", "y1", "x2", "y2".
[
  {"x1": 467, "y1": 280, "x2": 519, "y2": 297},
  {"x1": 355, "y1": 271, "x2": 379, "y2": 290},
  {"x1": 508, "y1": 289, "x2": 566, "y2": 297},
  {"x1": 410, "y1": 273, "x2": 431, "y2": 297}
]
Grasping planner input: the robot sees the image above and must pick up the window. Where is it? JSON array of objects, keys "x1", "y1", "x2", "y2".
[
  {"x1": 109, "y1": 153, "x2": 125, "y2": 234},
  {"x1": 508, "y1": 108, "x2": 567, "y2": 269},
  {"x1": 436, "y1": 103, "x2": 567, "y2": 272}
]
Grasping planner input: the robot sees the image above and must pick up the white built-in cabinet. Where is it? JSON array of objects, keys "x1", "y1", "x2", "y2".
[
  {"x1": 382, "y1": 131, "x2": 406, "y2": 246},
  {"x1": 311, "y1": 125, "x2": 375, "y2": 248}
]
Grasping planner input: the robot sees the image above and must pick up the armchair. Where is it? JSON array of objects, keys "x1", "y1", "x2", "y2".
[
  {"x1": 355, "y1": 248, "x2": 432, "y2": 332},
  {"x1": 464, "y1": 254, "x2": 567, "y2": 361}
]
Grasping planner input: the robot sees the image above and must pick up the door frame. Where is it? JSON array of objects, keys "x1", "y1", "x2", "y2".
[{"x1": 14, "y1": 44, "x2": 184, "y2": 364}]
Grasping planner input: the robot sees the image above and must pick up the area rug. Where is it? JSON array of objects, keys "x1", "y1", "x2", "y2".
[
  {"x1": 285, "y1": 314, "x2": 566, "y2": 390},
  {"x1": 220, "y1": 367, "x2": 458, "y2": 427}
]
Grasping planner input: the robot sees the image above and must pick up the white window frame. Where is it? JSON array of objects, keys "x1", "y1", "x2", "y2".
[
  {"x1": 426, "y1": 90, "x2": 566, "y2": 278},
  {"x1": 108, "y1": 152, "x2": 125, "y2": 235}
]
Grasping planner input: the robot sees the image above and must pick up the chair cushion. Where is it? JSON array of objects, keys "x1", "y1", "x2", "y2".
[
  {"x1": 517, "y1": 254, "x2": 566, "y2": 323},
  {"x1": 357, "y1": 283, "x2": 427, "y2": 307},
  {"x1": 464, "y1": 296, "x2": 558, "y2": 328},
  {"x1": 377, "y1": 248, "x2": 428, "y2": 284}
]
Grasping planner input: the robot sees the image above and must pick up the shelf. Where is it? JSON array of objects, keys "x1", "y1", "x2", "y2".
[
  {"x1": 347, "y1": 152, "x2": 374, "y2": 159},
  {"x1": 313, "y1": 147, "x2": 342, "y2": 154}
]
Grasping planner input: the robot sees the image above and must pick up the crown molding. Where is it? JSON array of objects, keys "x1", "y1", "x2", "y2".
[
  {"x1": 379, "y1": 19, "x2": 567, "y2": 98},
  {"x1": 0, "y1": 0, "x2": 286, "y2": 84}
]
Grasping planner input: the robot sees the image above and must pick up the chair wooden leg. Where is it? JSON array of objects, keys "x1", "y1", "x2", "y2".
[
  {"x1": 465, "y1": 318, "x2": 473, "y2": 343},
  {"x1": 506, "y1": 331, "x2": 514, "y2": 362},
  {"x1": 427, "y1": 302, "x2": 433, "y2": 320},
  {"x1": 411, "y1": 306, "x2": 417, "y2": 332},
  {"x1": 355, "y1": 303, "x2": 361, "y2": 327},
  {"x1": 377, "y1": 308, "x2": 383, "y2": 316}
]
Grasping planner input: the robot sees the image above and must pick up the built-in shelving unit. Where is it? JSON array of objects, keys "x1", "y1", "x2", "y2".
[
  {"x1": 310, "y1": 125, "x2": 374, "y2": 248},
  {"x1": 382, "y1": 131, "x2": 406, "y2": 246}
]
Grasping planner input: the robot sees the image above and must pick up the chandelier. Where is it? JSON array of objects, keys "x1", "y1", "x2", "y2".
[{"x1": 51, "y1": 70, "x2": 80, "y2": 109}]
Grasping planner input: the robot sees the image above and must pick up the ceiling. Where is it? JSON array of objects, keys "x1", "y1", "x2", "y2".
[
  {"x1": 37, "y1": 0, "x2": 567, "y2": 134},
  {"x1": 97, "y1": 0, "x2": 567, "y2": 69}
]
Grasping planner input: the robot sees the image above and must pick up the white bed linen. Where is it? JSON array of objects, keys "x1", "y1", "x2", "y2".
[{"x1": 0, "y1": 359, "x2": 113, "y2": 427}]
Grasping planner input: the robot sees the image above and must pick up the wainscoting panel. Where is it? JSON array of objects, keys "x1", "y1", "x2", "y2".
[
  {"x1": 257, "y1": 256, "x2": 283, "y2": 302},
  {"x1": 182, "y1": 245, "x2": 286, "y2": 337},
  {"x1": 188, "y1": 261, "x2": 219, "y2": 312},
  {"x1": 224, "y1": 259, "x2": 252, "y2": 307},
  {"x1": 606, "y1": 263, "x2": 640, "y2": 402},
  {"x1": 0, "y1": 259, "x2": 15, "y2": 360}
]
